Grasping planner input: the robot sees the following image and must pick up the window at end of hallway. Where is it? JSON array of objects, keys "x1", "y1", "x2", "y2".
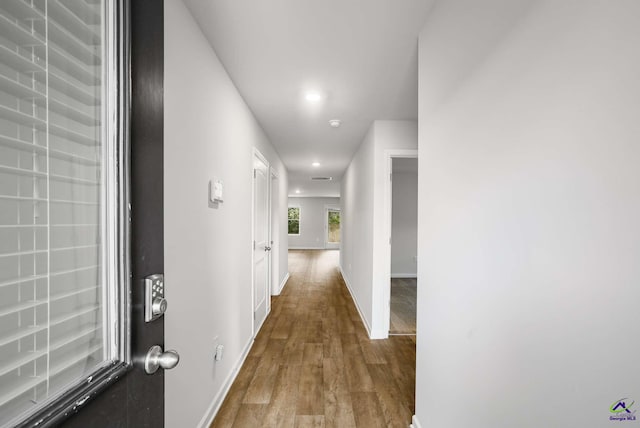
[{"x1": 288, "y1": 207, "x2": 300, "y2": 235}]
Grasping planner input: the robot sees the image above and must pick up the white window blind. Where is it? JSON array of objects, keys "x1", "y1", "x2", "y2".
[{"x1": 0, "y1": 1, "x2": 110, "y2": 425}]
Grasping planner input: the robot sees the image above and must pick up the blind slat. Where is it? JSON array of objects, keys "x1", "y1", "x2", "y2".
[
  {"x1": 0, "y1": 74, "x2": 46, "y2": 100},
  {"x1": 0, "y1": 0, "x2": 46, "y2": 22},
  {"x1": 49, "y1": 174, "x2": 99, "y2": 185},
  {"x1": 48, "y1": 0, "x2": 100, "y2": 44},
  {"x1": 0, "y1": 104, "x2": 46, "y2": 128},
  {"x1": 49, "y1": 45, "x2": 99, "y2": 86},
  {"x1": 49, "y1": 199, "x2": 100, "y2": 205},
  {"x1": 0, "y1": 249, "x2": 47, "y2": 259},
  {"x1": 49, "y1": 343, "x2": 103, "y2": 378},
  {"x1": 0, "y1": 300, "x2": 47, "y2": 318},
  {"x1": 0, "y1": 44, "x2": 46, "y2": 73},
  {"x1": 49, "y1": 98, "x2": 99, "y2": 126},
  {"x1": 55, "y1": 0, "x2": 101, "y2": 26},
  {"x1": 50, "y1": 244, "x2": 99, "y2": 254},
  {"x1": 49, "y1": 122, "x2": 98, "y2": 146},
  {"x1": 49, "y1": 70, "x2": 99, "y2": 106},
  {"x1": 0, "y1": 350, "x2": 47, "y2": 378},
  {"x1": 50, "y1": 324, "x2": 102, "y2": 353},
  {"x1": 0, "y1": 274, "x2": 48, "y2": 289},
  {"x1": 0, "y1": 195, "x2": 48, "y2": 201},
  {"x1": 48, "y1": 19, "x2": 100, "y2": 66},
  {"x1": 0, "y1": 165, "x2": 48, "y2": 178},
  {"x1": 49, "y1": 148, "x2": 100, "y2": 165},
  {"x1": 50, "y1": 285, "x2": 99, "y2": 302},
  {"x1": 49, "y1": 304, "x2": 100, "y2": 327},
  {"x1": 0, "y1": 135, "x2": 47, "y2": 153},
  {"x1": 0, "y1": 325, "x2": 47, "y2": 348},
  {"x1": 0, "y1": 13, "x2": 45, "y2": 47},
  {"x1": 0, "y1": 377, "x2": 45, "y2": 409}
]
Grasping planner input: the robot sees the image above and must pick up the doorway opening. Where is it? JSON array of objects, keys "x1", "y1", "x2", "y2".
[
  {"x1": 325, "y1": 206, "x2": 341, "y2": 249},
  {"x1": 388, "y1": 156, "x2": 418, "y2": 336}
]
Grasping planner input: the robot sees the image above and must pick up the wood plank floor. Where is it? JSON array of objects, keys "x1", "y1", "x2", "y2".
[
  {"x1": 211, "y1": 250, "x2": 416, "y2": 428},
  {"x1": 389, "y1": 278, "x2": 417, "y2": 335}
]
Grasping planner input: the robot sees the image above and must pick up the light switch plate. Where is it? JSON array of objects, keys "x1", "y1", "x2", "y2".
[{"x1": 209, "y1": 179, "x2": 224, "y2": 203}]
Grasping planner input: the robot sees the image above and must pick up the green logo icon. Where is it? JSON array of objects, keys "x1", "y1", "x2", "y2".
[{"x1": 611, "y1": 398, "x2": 635, "y2": 414}]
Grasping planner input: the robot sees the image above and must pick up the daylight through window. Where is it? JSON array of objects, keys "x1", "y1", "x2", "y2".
[{"x1": 288, "y1": 207, "x2": 300, "y2": 235}]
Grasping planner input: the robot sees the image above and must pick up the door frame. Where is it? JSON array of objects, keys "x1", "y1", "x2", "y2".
[
  {"x1": 381, "y1": 149, "x2": 418, "y2": 336},
  {"x1": 270, "y1": 167, "x2": 279, "y2": 296},
  {"x1": 324, "y1": 205, "x2": 341, "y2": 249},
  {"x1": 251, "y1": 148, "x2": 272, "y2": 337}
]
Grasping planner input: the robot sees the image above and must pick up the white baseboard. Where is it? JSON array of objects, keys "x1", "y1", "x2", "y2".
[
  {"x1": 391, "y1": 273, "x2": 417, "y2": 279},
  {"x1": 274, "y1": 272, "x2": 289, "y2": 295},
  {"x1": 369, "y1": 328, "x2": 388, "y2": 339},
  {"x1": 409, "y1": 414, "x2": 422, "y2": 428},
  {"x1": 197, "y1": 336, "x2": 254, "y2": 428},
  {"x1": 254, "y1": 306, "x2": 270, "y2": 337},
  {"x1": 339, "y1": 265, "x2": 374, "y2": 339},
  {"x1": 288, "y1": 246, "x2": 325, "y2": 250}
]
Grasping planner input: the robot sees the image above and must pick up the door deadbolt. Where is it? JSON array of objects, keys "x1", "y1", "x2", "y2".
[{"x1": 152, "y1": 297, "x2": 167, "y2": 317}]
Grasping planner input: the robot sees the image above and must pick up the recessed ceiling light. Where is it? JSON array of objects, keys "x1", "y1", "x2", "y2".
[
  {"x1": 305, "y1": 92, "x2": 322, "y2": 102},
  {"x1": 295, "y1": 189, "x2": 301, "y2": 194},
  {"x1": 329, "y1": 119, "x2": 341, "y2": 128},
  {"x1": 312, "y1": 162, "x2": 320, "y2": 167}
]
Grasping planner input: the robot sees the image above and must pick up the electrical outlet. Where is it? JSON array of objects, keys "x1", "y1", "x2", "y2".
[
  {"x1": 215, "y1": 344, "x2": 224, "y2": 361},
  {"x1": 212, "y1": 336, "x2": 224, "y2": 362},
  {"x1": 212, "y1": 336, "x2": 219, "y2": 362}
]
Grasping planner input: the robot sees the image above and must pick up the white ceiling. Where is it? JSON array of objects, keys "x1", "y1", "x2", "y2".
[{"x1": 182, "y1": 0, "x2": 434, "y2": 197}]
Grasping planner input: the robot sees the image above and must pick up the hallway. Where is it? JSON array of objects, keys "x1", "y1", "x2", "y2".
[{"x1": 212, "y1": 250, "x2": 416, "y2": 427}]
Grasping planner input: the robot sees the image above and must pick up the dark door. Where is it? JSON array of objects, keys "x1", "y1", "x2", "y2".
[{"x1": 60, "y1": 0, "x2": 166, "y2": 426}]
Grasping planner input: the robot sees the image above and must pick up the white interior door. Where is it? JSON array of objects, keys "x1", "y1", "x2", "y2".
[{"x1": 253, "y1": 152, "x2": 270, "y2": 333}]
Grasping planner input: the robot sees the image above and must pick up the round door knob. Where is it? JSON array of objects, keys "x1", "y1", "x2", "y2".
[
  {"x1": 145, "y1": 345, "x2": 180, "y2": 374},
  {"x1": 152, "y1": 297, "x2": 167, "y2": 316}
]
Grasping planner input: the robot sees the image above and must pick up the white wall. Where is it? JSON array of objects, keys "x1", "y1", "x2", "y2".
[
  {"x1": 340, "y1": 125, "x2": 375, "y2": 334},
  {"x1": 341, "y1": 120, "x2": 417, "y2": 338},
  {"x1": 164, "y1": 2, "x2": 288, "y2": 427},
  {"x1": 287, "y1": 197, "x2": 339, "y2": 249},
  {"x1": 416, "y1": 1, "x2": 640, "y2": 427},
  {"x1": 391, "y1": 165, "x2": 418, "y2": 277},
  {"x1": 371, "y1": 122, "x2": 418, "y2": 337}
]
